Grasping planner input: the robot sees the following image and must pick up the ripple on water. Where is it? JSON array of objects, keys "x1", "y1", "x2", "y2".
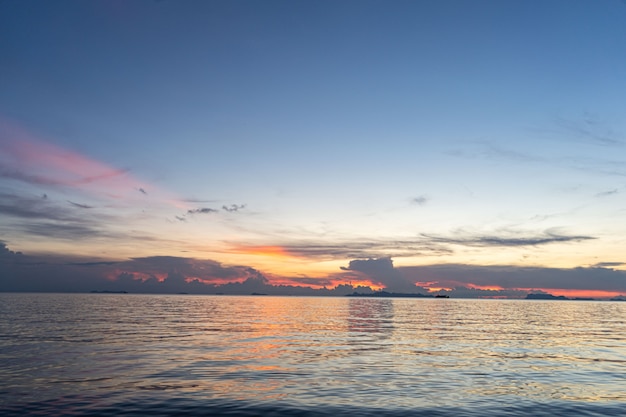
[{"x1": 1, "y1": 294, "x2": 625, "y2": 416}]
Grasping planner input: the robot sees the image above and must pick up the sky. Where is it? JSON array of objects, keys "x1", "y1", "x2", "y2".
[{"x1": 1, "y1": 0, "x2": 626, "y2": 298}]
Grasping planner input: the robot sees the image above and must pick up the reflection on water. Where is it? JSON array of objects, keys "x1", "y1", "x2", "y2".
[
  {"x1": 1, "y1": 294, "x2": 625, "y2": 416},
  {"x1": 348, "y1": 298, "x2": 394, "y2": 335}
]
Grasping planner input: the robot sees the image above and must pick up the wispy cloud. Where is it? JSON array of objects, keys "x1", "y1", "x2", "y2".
[
  {"x1": 222, "y1": 204, "x2": 246, "y2": 213},
  {"x1": 228, "y1": 227, "x2": 592, "y2": 261},
  {"x1": 229, "y1": 238, "x2": 453, "y2": 260},
  {"x1": 180, "y1": 203, "x2": 247, "y2": 220},
  {"x1": 68, "y1": 200, "x2": 93, "y2": 209},
  {"x1": 446, "y1": 140, "x2": 543, "y2": 164},
  {"x1": 591, "y1": 261, "x2": 624, "y2": 268},
  {"x1": 0, "y1": 120, "x2": 186, "y2": 208},
  {"x1": 595, "y1": 189, "x2": 619, "y2": 198},
  {"x1": 0, "y1": 192, "x2": 83, "y2": 221},
  {"x1": 187, "y1": 207, "x2": 218, "y2": 215},
  {"x1": 554, "y1": 114, "x2": 624, "y2": 146},
  {"x1": 21, "y1": 222, "x2": 107, "y2": 240},
  {"x1": 421, "y1": 230, "x2": 594, "y2": 247},
  {"x1": 411, "y1": 195, "x2": 429, "y2": 205}
]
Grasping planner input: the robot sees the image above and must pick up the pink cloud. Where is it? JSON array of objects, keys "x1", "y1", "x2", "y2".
[{"x1": 0, "y1": 120, "x2": 186, "y2": 208}]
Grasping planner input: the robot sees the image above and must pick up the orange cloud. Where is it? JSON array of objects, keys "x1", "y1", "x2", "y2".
[{"x1": 465, "y1": 283, "x2": 505, "y2": 291}]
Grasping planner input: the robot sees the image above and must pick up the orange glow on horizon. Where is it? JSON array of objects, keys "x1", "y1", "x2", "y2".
[
  {"x1": 521, "y1": 288, "x2": 623, "y2": 299},
  {"x1": 466, "y1": 283, "x2": 505, "y2": 291},
  {"x1": 227, "y1": 245, "x2": 292, "y2": 258}
]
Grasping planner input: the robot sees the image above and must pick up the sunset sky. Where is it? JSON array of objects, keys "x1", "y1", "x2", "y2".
[{"x1": 2, "y1": 0, "x2": 626, "y2": 298}]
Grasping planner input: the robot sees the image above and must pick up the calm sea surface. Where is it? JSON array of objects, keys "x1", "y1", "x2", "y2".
[{"x1": 1, "y1": 294, "x2": 625, "y2": 416}]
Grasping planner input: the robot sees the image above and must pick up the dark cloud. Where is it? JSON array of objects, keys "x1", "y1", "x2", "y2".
[
  {"x1": 249, "y1": 229, "x2": 591, "y2": 262},
  {"x1": 421, "y1": 230, "x2": 594, "y2": 247},
  {"x1": 253, "y1": 239, "x2": 452, "y2": 260},
  {"x1": 187, "y1": 207, "x2": 218, "y2": 215},
  {"x1": 68, "y1": 200, "x2": 93, "y2": 209},
  {"x1": 0, "y1": 241, "x2": 22, "y2": 257},
  {"x1": 175, "y1": 215, "x2": 186, "y2": 222},
  {"x1": 0, "y1": 192, "x2": 77, "y2": 221},
  {"x1": 411, "y1": 196, "x2": 428, "y2": 205},
  {"x1": 285, "y1": 276, "x2": 335, "y2": 287},
  {"x1": 398, "y1": 264, "x2": 626, "y2": 293},
  {"x1": 22, "y1": 222, "x2": 106, "y2": 239},
  {"x1": 341, "y1": 257, "x2": 421, "y2": 293},
  {"x1": 0, "y1": 192, "x2": 110, "y2": 239},
  {"x1": 595, "y1": 189, "x2": 618, "y2": 197},
  {"x1": 222, "y1": 204, "x2": 246, "y2": 213},
  {"x1": 2, "y1": 242, "x2": 625, "y2": 297},
  {"x1": 138, "y1": 188, "x2": 147, "y2": 195},
  {"x1": 591, "y1": 262, "x2": 624, "y2": 268}
]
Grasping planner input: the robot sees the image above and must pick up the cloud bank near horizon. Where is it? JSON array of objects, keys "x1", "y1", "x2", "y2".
[{"x1": 1, "y1": 243, "x2": 624, "y2": 298}]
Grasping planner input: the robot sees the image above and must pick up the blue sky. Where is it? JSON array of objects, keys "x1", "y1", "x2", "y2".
[{"x1": 1, "y1": 0, "x2": 626, "y2": 297}]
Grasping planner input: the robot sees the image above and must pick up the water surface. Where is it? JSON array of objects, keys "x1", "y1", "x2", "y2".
[{"x1": 1, "y1": 294, "x2": 625, "y2": 416}]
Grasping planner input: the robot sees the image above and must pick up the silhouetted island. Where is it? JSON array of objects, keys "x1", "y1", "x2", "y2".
[
  {"x1": 347, "y1": 291, "x2": 444, "y2": 298},
  {"x1": 526, "y1": 293, "x2": 568, "y2": 300}
]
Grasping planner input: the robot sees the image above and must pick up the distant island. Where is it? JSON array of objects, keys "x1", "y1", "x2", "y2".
[
  {"x1": 347, "y1": 291, "x2": 448, "y2": 298},
  {"x1": 525, "y1": 293, "x2": 594, "y2": 301}
]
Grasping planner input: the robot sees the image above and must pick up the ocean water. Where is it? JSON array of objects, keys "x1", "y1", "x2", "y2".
[{"x1": 1, "y1": 294, "x2": 625, "y2": 416}]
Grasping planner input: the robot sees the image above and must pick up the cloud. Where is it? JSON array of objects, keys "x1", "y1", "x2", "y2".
[
  {"x1": 138, "y1": 188, "x2": 147, "y2": 195},
  {"x1": 0, "y1": 133, "x2": 129, "y2": 188},
  {"x1": 554, "y1": 114, "x2": 624, "y2": 146},
  {"x1": 230, "y1": 228, "x2": 591, "y2": 262},
  {"x1": 68, "y1": 200, "x2": 93, "y2": 209},
  {"x1": 0, "y1": 191, "x2": 140, "y2": 241},
  {"x1": 187, "y1": 207, "x2": 218, "y2": 215},
  {"x1": 595, "y1": 189, "x2": 618, "y2": 197},
  {"x1": 178, "y1": 203, "x2": 246, "y2": 222},
  {"x1": 446, "y1": 140, "x2": 543, "y2": 164},
  {"x1": 231, "y1": 239, "x2": 452, "y2": 260},
  {"x1": 2, "y1": 242, "x2": 625, "y2": 297},
  {"x1": 411, "y1": 195, "x2": 428, "y2": 205},
  {"x1": 398, "y1": 263, "x2": 626, "y2": 294},
  {"x1": 421, "y1": 229, "x2": 594, "y2": 247},
  {"x1": 341, "y1": 257, "x2": 421, "y2": 293},
  {"x1": 0, "y1": 191, "x2": 84, "y2": 222},
  {"x1": 222, "y1": 204, "x2": 246, "y2": 213},
  {"x1": 0, "y1": 120, "x2": 185, "y2": 207},
  {"x1": 21, "y1": 222, "x2": 107, "y2": 240},
  {"x1": 591, "y1": 262, "x2": 624, "y2": 268},
  {"x1": 0, "y1": 245, "x2": 364, "y2": 295}
]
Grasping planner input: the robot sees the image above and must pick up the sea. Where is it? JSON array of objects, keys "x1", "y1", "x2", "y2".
[{"x1": 1, "y1": 293, "x2": 625, "y2": 417}]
